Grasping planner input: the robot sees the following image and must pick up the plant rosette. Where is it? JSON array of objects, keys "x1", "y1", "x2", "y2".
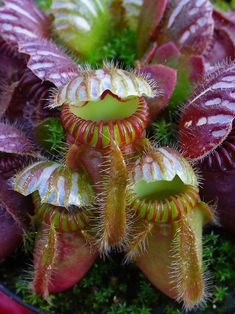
[
  {"x1": 11, "y1": 65, "x2": 156, "y2": 299},
  {"x1": 0, "y1": 0, "x2": 234, "y2": 312}
]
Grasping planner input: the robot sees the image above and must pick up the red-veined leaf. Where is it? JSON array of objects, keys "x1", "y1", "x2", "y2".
[
  {"x1": 0, "y1": 38, "x2": 26, "y2": 118},
  {"x1": 180, "y1": 62, "x2": 235, "y2": 160},
  {"x1": 213, "y1": 9, "x2": 235, "y2": 39},
  {"x1": 0, "y1": 176, "x2": 32, "y2": 261},
  {"x1": 0, "y1": 0, "x2": 51, "y2": 45},
  {"x1": 0, "y1": 123, "x2": 35, "y2": 155},
  {"x1": 156, "y1": 0, "x2": 214, "y2": 55},
  {"x1": 205, "y1": 9, "x2": 235, "y2": 64},
  {"x1": 19, "y1": 39, "x2": 80, "y2": 87},
  {"x1": 152, "y1": 41, "x2": 181, "y2": 64},
  {"x1": 4, "y1": 69, "x2": 57, "y2": 130},
  {"x1": 141, "y1": 64, "x2": 177, "y2": 118},
  {"x1": 200, "y1": 166, "x2": 235, "y2": 233},
  {"x1": 151, "y1": 42, "x2": 205, "y2": 84}
]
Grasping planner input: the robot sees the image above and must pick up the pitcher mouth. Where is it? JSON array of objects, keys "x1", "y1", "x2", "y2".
[
  {"x1": 69, "y1": 93, "x2": 140, "y2": 122},
  {"x1": 61, "y1": 95, "x2": 150, "y2": 149},
  {"x1": 129, "y1": 148, "x2": 200, "y2": 223},
  {"x1": 130, "y1": 177, "x2": 200, "y2": 224}
]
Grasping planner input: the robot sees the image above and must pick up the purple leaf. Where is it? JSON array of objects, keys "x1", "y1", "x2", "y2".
[
  {"x1": 152, "y1": 43, "x2": 205, "y2": 84},
  {"x1": 205, "y1": 29, "x2": 235, "y2": 65},
  {"x1": 180, "y1": 62, "x2": 235, "y2": 160},
  {"x1": 213, "y1": 9, "x2": 235, "y2": 39},
  {"x1": 200, "y1": 168, "x2": 235, "y2": 233},
  {"x1": 156, "y1": 0, "x2": 214, "y2": 55},
  {"x1": 205, "y1": 9, "x2": 235, "y2": 64},
  {"x1": 0, "y1": 0, "x2": 51, "y2": 45},
  {"x1": 137, "y1": 0, "x2": 167, "y2": 56},
  {"x1": 4, "y1": 69, "x2": 58, "y2": 131},
  {"x1": 0, "y1": 123, "x2": 35, "y2": 155},
  {"x1": 19, "y1": 39, "x2": 80, "y2": 87},
  {"x1": 198, "y1": 124, "x2": 235, "y2": 233},
  {"x1": 0, "y1": 204, "x2": 22, "y2": 261},
  {"x1": 153, "y1": 42, "x2": 181, "y2": 64},
  {"x1": 0, "y1": 176, "x2": 32, "y2": 261},
  {"x1": 0, "y1": 155, "x2": 31, "y2": 180},
  {"x1": 0, "y1": 38, "x2": 26, "y2": 118},
  {"x1": 188, "y1": 55, "x2": 206, "y2": 84},
  {"x1": 141, "y1": 64, "x2": 177, "y2": 118}
]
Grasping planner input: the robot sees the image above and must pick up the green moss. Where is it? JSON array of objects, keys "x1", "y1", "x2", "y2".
[
  {"x1": 211, "y1": 0, "x2": 234, "y2": 10},
  {"x1": 98, "y1": 29, "x2": 137, "y2": 68},
  {"x1": 1, "y1": 229, "x2": 235, "y2": 313},
  {"x1": 34, "y1": 117, "x2": 66, "y2": 156},
  {"x1": 15, "y1": 278, "x2": 56, "y2": 312},
  {"x1": 22, "y1": 229, "x2": 38, "y2": 255},
  {"x1": 35, "y1": 0, "x2": 52, "y2": 11},
  {"x1": 83, "y1": 28, "x2": 137, "y2": 68},
  {"x1": 151, "y1": 111, "x2": 179, "y2": 147}
]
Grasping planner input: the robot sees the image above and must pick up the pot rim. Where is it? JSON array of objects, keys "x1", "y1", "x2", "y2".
[{"x1": 0, "y1": 283, "x2": 50, "y2": 314}]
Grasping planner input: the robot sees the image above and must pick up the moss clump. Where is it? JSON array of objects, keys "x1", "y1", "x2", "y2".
[
  {"x1": 35, "y1": 0, "x2": 52, "y2": 11},
  {"x1": 34, "y1": 117, "x2": 66, "y2": 156},
  {"x1": 0, "y1": 229, "x2": 235, "y2": 313},
  {"x1": 98, "y1": 29, "x2": 137, "y2": 68},
  {"x1": 212, "y1": 0, "x2": 235, "y2": 10},
  {"x1": 151, "y1": 113, "x2": 178, "y2": 147}
]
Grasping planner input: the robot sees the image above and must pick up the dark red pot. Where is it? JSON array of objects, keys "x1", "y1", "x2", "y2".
[{"x1": 0, "y1": 284, "x2": 48, "y2": 314}]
